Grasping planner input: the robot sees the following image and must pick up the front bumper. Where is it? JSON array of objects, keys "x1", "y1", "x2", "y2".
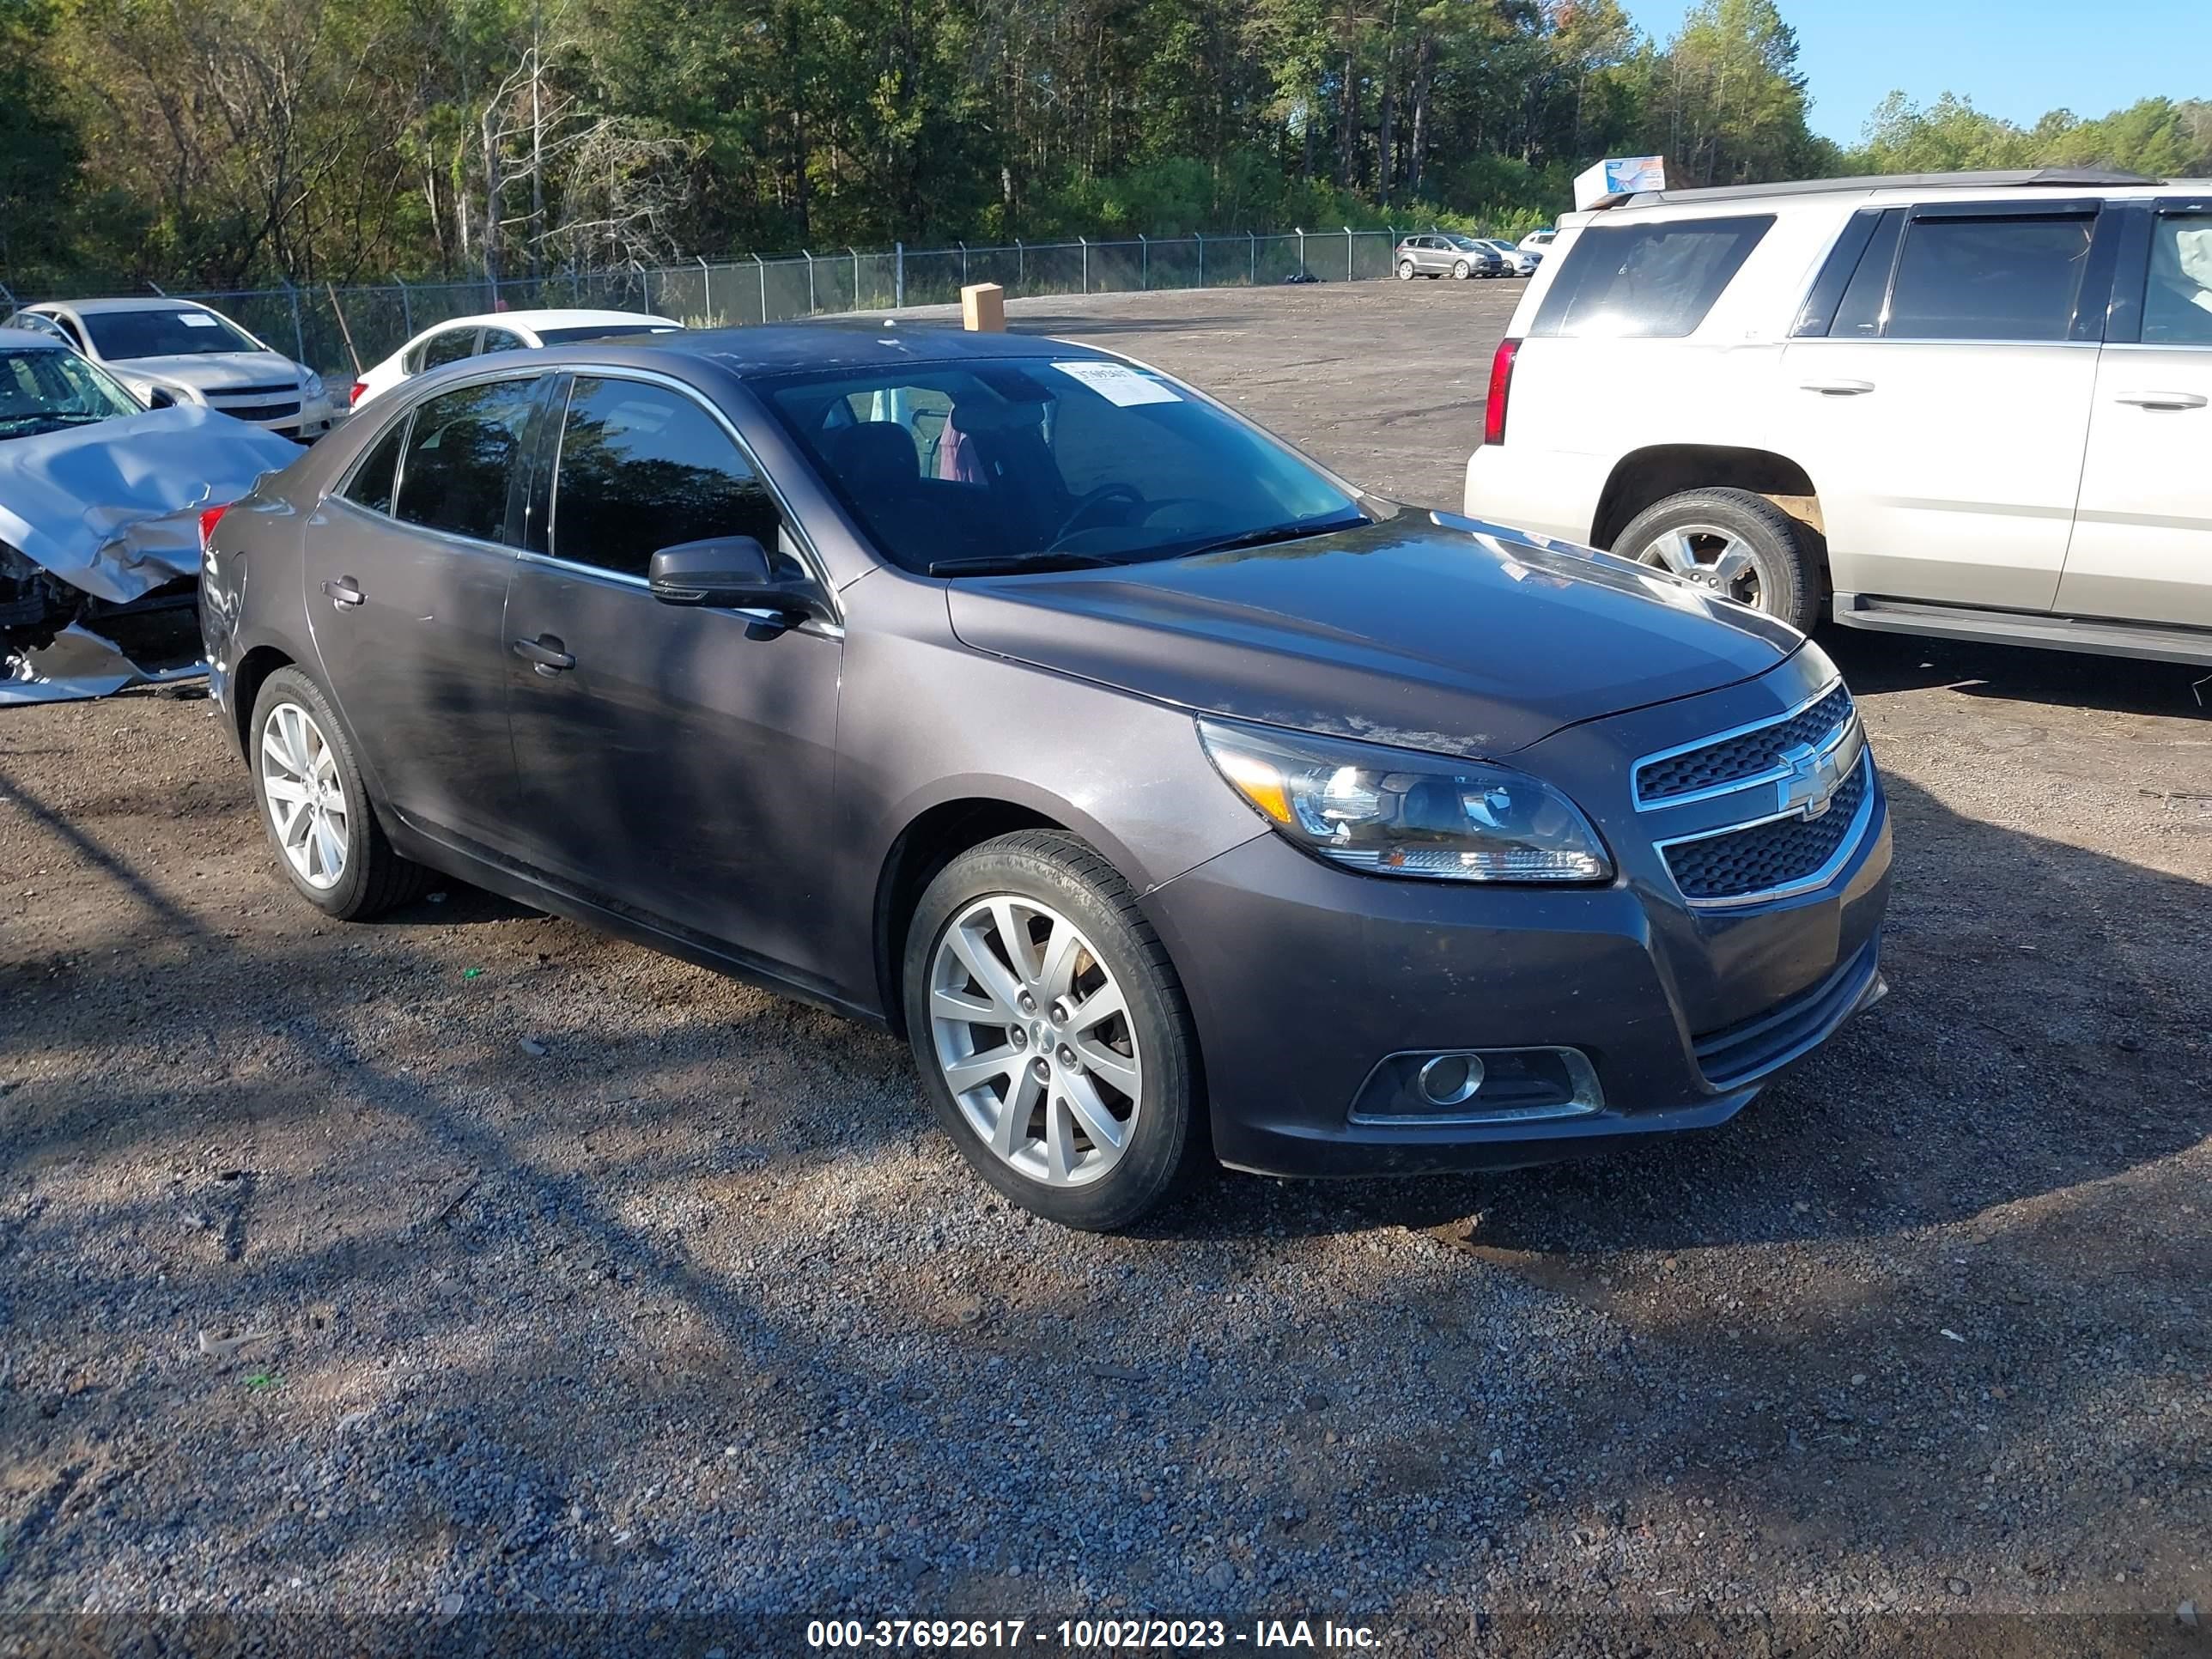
[{"x1": 1142, "y1": 767, "x2": 1892, "y2": 1180}]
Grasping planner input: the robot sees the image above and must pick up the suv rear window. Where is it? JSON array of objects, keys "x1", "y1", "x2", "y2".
[{"x1": 1530, "y1": 216, "x2": 1772, "y2": 338}]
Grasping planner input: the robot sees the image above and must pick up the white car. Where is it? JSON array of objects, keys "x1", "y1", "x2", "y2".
[
  {"x1": 1516, "y1": 229, "x2": 1558, "y2": 256},
  {"x1": 6, "y1": 297, "x2": 336, "y2": 441},
  {"x1": 1464, "y1": 168, "x2": 2212, "y2": 665},
  {"x1": 350, "y1": 309, "x2": 684, "y2": 409},
  {"x1": 1478, "y1": 238, "x2": 1539, "y2": 276}
]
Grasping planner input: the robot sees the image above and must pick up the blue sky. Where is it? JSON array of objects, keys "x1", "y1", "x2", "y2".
[{"x1": 1622, "y1": 0, "x2": 2212, "y2": 144}]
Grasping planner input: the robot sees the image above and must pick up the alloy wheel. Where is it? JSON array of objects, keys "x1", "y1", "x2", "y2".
[
  {"x1": 258, "y1": 701, "x2": 349, "y2": 890},
  {"x1": 927, "y1": 895, "x2": 1143, "y2": 1188},
  {"x1": 1637, "y1": 523, "x2": 1767, "y2": 611},
  {"x1": 1397, "y1": 259, "x2": 1416, "y2": 280}
]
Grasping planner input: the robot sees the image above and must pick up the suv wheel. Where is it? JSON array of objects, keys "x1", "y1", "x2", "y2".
[
  {"x1": 1397, "y1": 258, "x2": 1416, "y2": 281},
  {"x1": 250, "y1": 666, "x2": 431, "y2": 920},
  {"x1": 1613, "y1": 488, "x2": 1820, "y2": 634},
  {"x1": 903, "y1": 830, "x2": 1200, "y2": 1231},
  {"x1": 1451, "y1": 259, "x2": 1472, "y2": 280}
]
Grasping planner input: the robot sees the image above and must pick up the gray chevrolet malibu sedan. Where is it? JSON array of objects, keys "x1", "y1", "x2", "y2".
[{"x1": 200, "y1": 324, "x2": 1892, "y2": 1229}]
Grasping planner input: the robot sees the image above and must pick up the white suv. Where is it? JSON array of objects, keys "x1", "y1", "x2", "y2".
[{"x1": 1463, "y1": 169, "x2": 2212, "y2": 665}]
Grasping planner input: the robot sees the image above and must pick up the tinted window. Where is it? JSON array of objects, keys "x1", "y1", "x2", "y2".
[
  {"x1": 393, "y1": 378, "x2": 538, "y2": 544},
  {"x1": 2145, "y1": 212, "x2": 2212, "y2": 345},
  {"x1": 80, "y1": 307, "x2": 259, "y2": 359},
  {"x1": 480, "y1": 328, "x2": 525, "y2": 353},
  {"x1": 1531, "y1": 216, "x2": 1772, "y2": 338},
  {"x1": 343, "y1": 418, "x2": 407, "y2": 514},
  {"x1": 1884, "y1": 214, "x2": 2093, "y2": 342},
  {"x1": 417, "y1": 329, "x2": 477, "y2": 371},
  {"x1": 763, "y1": 356, "x2": 1363, "y2": 575},
  {"x1": 550, "y1": 377, "x2": 781, "y2": 578},
  {"x1": 534, "y1": 323, "x2": 681, "y2": 344},
  {"x1": 1829, "y1": 211, "x2": 1904, "y2": 338}
]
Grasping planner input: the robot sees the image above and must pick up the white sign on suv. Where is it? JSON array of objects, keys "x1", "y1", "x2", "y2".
[{"x1": 1463, "y1": 168, "x2": 2212, "y2": 665}]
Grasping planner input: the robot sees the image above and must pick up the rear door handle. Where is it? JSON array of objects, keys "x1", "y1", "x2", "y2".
[
  {"x1": 2113, "y1": 389, "x2": 2209, "y2": 410},
  {"x1": 321, "y1": 576, "x2": 363, "y2": 608},
  {"x1": 1800, "y1": 379, "x2": 1875, "y2": 396},
  {"x1": 512, "y1": 634, "x2": 575, "y2": 676}
]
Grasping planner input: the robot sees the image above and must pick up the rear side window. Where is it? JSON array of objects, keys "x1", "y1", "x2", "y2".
[
  {"x1": 1883, "y1": 214, "x2": 2094, "y2": 342},
  {"x1": 414, "y1": 329, "x2": 477, "y2": 372},
  {"x1": 394, "y1": 378, "x2": 538, "y2": 544},
  {"x1": 343, "y1": 419, "x2": 406, "y2": 514},
  {"x1": 1530, "y1": 216, "x2": 1773, "y2": 338},
  {"x1": 550, "y1": 376, "x2": 781, "y2": 578}
]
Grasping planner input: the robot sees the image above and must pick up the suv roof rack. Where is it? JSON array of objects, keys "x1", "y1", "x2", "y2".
[{"x1": 1597, "y1": 167, "x2": 2162, "y2": 210}]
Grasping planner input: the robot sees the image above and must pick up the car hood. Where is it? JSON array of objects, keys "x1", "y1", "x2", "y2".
[
  {"x1": 107, "y1": 352, "x2": 304, "y2": 392},
  {"x1": 945, "y1": 512, "x2": 1802, "y2": 757},
  {"x1": 0, "y1": 405, "x2": 301, "y2": 602}
]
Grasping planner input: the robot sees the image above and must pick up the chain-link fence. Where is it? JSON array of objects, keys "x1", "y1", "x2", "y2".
[{"x1": 3, "y1": 227, "x2": 1448, "y2": 384}]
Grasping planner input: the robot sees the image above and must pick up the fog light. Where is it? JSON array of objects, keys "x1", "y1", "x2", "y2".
[{"x1": 1417, "y1": 1052, "x2": 1486, "y2": 1106}]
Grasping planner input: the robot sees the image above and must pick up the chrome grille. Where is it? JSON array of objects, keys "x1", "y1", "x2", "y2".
[
  {"x1": 1636, "y1": 683, "x2": 1854, "y2": 805},
  {"x1": 216, "y1": 399, "x2": 302, "y2": 422},
  {"x1": 214, "y1": 381, "x2": 300, "y2": 398},
  {"x1": 1662, "y1": 759, "x2": 1868, "y2": 901}
]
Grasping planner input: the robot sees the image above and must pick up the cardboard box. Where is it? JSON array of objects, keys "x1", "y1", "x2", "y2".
[{"x1": 962, "y1": 283, "x2": 1006, "y2": 332}]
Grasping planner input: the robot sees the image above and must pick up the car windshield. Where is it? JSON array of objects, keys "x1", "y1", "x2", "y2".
[
  {"x1": 0, "y1": 346, "x2": 143, "y2": 440},
  {"x1": 533, "y1": 322, "x2": 684, "y2": 344},
  {"x1": 761, "y1": 356, "x2": 1368, "y2": 575},
  {"x1": 1447, "y1": 236, "x2": 1486, "y2": 251},
  {"x1": 81, "y1": 307, "x2": 261, "y2": 359}
]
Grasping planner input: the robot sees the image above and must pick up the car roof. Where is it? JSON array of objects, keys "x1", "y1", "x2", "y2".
[
  {"x1": 533, "y1": 321, "x2": 1119, "y2": 380},
  {"x1": 0, "y1": 326, "x2": 66, "y2": 349},
  {"x1": 425, "y1": 307, "x2": 681, "y2": 332},
  {"x1": 39, "y1": 296, "x2": 219, "y2": 316},
  {"x1": 1594, "y1": 167, "x2": 2185, "y2": 216}
]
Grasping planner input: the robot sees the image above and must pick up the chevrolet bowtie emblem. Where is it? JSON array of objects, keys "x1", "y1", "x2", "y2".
[{"x1": 1778, "y1": 741, "x2": 1845, "y2": 819}]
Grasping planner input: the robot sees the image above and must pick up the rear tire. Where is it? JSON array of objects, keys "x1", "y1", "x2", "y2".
[
  {"x1": 1396, "y1": 259, "x2": 1416, "y2": 281},
  {"x1": 903, "y1": 830, "x2": 1200, "y2": 1231},
  {"x1": 249, "y1": 666, "x2": 432, "y2": 920},
  {"x1": 1613, "y1": 487, "x2": 1822, "y2": 635}
]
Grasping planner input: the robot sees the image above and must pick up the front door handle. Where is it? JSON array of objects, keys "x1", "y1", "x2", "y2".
[
  {"x1": 1800, "y1": 379, "x2": 1875, "y2": 396},
  {"x1": 512, "y1": 634, "x2": 575, "y2": 677},
  {"x1": 321, "y1": 576, "x2": 363, "y2": 608},
  {"x1": 2113, "y1": 389, "x2": 2209, "y2": 410}
]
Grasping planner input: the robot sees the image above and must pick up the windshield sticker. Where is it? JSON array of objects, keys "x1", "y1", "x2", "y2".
[
  {"x1": 179, "y1": 313, "x2": 220, "y2": 327},
  {"x1": 1051, "y1": 361, "x2": 1181, "y2": 407}
]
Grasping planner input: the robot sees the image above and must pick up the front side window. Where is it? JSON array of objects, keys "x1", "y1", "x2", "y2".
[
  {"x1": 550, "y1": 376, "x2": 781, "y2": 578},
  {"x1": 0, "y1": 346, "x2": 142, "y2": 441},
  {"x1": 763, "y1": 356, "x2": 1365, "y2": 574},
  {"x1": 81, "y1": 307, "x2": 260, "y2": 360},
  {"x1": 1530, "y1": 216, "x2": 1773, "y2": 338},
  {"x1": 2145, "y1": 212, "x2": 2212, "y2": 345},
  {"x1": 393, "y1": 378, "x2": 538, "y2": 544},
  {"x1": 1883, "y1": 213, "x2": 2094, "y2": 342}
]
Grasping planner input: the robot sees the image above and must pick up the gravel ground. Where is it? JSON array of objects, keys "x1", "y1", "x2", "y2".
[{"x1": 3, "y1": 282, "x2": 2209, "y2": 1656}]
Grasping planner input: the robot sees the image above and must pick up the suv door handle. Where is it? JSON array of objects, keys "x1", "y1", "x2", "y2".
[
  {"x1": 321, "y1": 576, "x2": 363, "y2": 608},
  {"x1": 1800, "y1": 379, "x2": 1875, "y2": 396},
  {"x1": 2113, "y1": 389, "x2": 2208, "y2": 410},
  {"x1": 512, "y1": 634, "x2": 575, "y2": 676}
]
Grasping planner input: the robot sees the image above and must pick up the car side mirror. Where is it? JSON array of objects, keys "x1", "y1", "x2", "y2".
[
  {"x1": 647, "y1": 537, "x2": 832, "y2": 623},
  {"x1": 144, "y1": 386, "x2": 179, "y2": 410}
]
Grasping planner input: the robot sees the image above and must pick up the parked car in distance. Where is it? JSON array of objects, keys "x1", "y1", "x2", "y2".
[
  {"x1": 204, "y1": 325, "x2": 1891, "y2": 1229},
  {"x1": 7, "y1": 297, "x2": 337, "y2": 441},
  {"x1": 0, "y1": 328, "x2": 301, "y2": 689},
  {"x1": 1517, "y1": 228, "x2": 1559, "y2": 255},
  {"x1": 1477, "y1": 238, "x2": 1540, "y2": 276},
  {"x1": 350, "y1": 309, "x2": 683, "y2": 409},
  {"x1": 1465, "y1": 168, "x2": 2212, "y2": 665},
  {"x1": 1395, "y1": 234, "x2": 1505, "y2": 280}
]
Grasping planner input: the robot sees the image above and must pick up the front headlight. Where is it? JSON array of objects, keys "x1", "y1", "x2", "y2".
[
  {"x1": 1198, "y1": 719, "x2": 1612, "y2": 883},
  {"x1": 301, "y1": 371, "x2": 325, "y2": 400}
]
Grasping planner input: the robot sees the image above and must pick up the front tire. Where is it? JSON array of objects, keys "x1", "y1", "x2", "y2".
[
  {"x1": 249, "y1": 666, "x2": 430, "y2": 920},
  {"x1": 903, "y1": 830, "x2": 1200, "y2": 1231},
  {"x1": 1452, "y1": 260, "x2": 1472, "y2": 280},
  {"x1": 1613, "y1": 487, "x2": 1822, "y2": 634}
]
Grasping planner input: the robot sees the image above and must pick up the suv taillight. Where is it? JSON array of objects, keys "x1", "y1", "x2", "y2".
[
  {"x1": 1483, "y1": 337, "x2": 1520, "y2": 447},
  {"x1": 349, "y1": 380, "x2": 368, "y2": 407}
]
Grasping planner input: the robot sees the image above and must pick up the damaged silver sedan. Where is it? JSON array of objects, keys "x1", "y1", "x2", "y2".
[{"x1": 0, "y1": 327, "x2": 300, "y2": 703}]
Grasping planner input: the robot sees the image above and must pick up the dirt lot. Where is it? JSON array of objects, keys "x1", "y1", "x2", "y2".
[{"x1": 3, "y1": 281, "x2": 2209, "y2": 1655}]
